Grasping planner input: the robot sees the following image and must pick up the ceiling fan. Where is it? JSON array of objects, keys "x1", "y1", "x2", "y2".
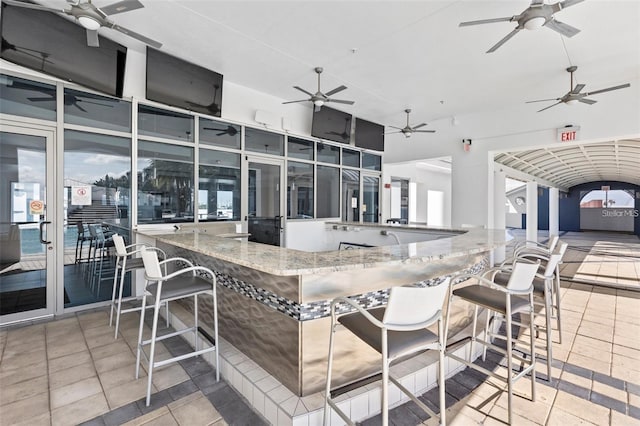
[
  {"x1": 28, "y1": 92, "x2": 114, "y2": 111},
  {"x1": 202, "y1": 124, "x2": 238, "y2": 137},
  {"x1": 4, "y1": 0, "x2": 162, "y2": 48},
  {"x1": 386, "y1": 109, "x2": 435, "y2": 138},
  {"x1": 526, "y1": 66, "x2": 631, "y2": 112},
  {"x1": 459, "y1": 0, "x2": 584, "y2": 53},
  {"x1": 283, "y1": 67, "x2": 354, "y2": 112}
]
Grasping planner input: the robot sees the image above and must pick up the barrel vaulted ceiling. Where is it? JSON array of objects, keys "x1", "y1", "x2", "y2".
[{"x1": 494, "y1": 139, "x2": 640, "y2": 191}]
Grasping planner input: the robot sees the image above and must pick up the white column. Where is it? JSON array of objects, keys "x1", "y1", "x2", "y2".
[
  {"x1": 493, "y1": 171, "x2": 507, "y2": 264},
  {"x1": 526, "y1": 181, "x2": 538, "y2": 243},
  {"x1": 549, "y1": 187, "x2": 559, "y2": 237}
]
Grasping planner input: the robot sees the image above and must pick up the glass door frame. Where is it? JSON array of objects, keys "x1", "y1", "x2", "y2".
[
  {"x1": 242, "y1": 155, "x2": 286, "y2": 246},
  {"x1": 0, "y1": 119, "x2": 59, "y2": 325},
  {"x1": 361, "y1": 171, "x2": 381, "y2": 223}
]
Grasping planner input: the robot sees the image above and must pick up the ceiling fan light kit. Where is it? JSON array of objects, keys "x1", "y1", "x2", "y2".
[
  {"x1": 4, "y1": 0, "x2": 162, "y2": 48},
  {"x1": 283, "y1": 66, "x2": 354, "y2": 112}
]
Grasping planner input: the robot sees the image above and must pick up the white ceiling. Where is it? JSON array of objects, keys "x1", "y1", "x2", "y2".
[
  {"x1": 19, "y1": 0, "x2": 640, "y2": 187},
  {"x1": 62, "y1": 0, "x2": 639, "y2": 124}
]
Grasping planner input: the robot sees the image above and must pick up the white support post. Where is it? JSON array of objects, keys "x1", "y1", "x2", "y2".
[
  {"x1": 549, "y1": 187, "x2": 559, "y2": 238},
  {"x1": 493, "y1": 171, "x2": 507, "y2": 265},
  {"x1": 526, "y1": 182, "x2": 538, "y2": 244}
]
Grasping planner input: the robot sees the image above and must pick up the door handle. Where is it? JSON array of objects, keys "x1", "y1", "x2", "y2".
[{"x1": 39, "y1": 221, "x2": 51, "y2": 244}]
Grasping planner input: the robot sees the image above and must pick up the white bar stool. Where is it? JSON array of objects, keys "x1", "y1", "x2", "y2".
[
  {"x1": 136, "y1": 249, "x2": 220, "y2": 406},
  {"x1": 108, "y1": 234, "x2": 167, "y2": 339},
  {"x1": 445, "y1": 261, "x2": 539, "y2": 425},
  {"x1": 324, "y1": 277, "x2": 451, "y2": 426}
]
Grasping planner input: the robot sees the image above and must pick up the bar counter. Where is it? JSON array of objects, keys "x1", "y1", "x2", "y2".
[{"x1": 136, "y1": 223, "x2": 509, "y2": 396}]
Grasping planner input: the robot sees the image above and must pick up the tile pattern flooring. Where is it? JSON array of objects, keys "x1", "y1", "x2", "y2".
[{"x1": 1, "y1": 231, "x2": 639, "y2": 425}]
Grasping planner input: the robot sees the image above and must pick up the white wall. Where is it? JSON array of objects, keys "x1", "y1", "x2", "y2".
[{"x1": 382, "y1": 163, "x2": 452, "y2": 226}]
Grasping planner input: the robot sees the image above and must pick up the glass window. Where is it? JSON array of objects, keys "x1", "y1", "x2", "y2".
[
  {"x1": 363, "y1": 176, "x2": 380, "y2": 223},
  {"x1": 137, "y1": 141, "x2": 194, "y2": 223},
  {"x1": 199, "y1": 118, "x2": 240, "y2": 149},
  {"x1": 342, "y1": 148, "x2": 360, "y2": 168},
  {"x1": 64, "y1": 88, "x2": 131, "y2": 132},
  {"x1": 287, "y1": 161, "x2": 314, "y2": 219},
  {"x1": 245, "y1": 127, "x2": 284, "y2": 156},
  {"x1": 317, "y1": 143, "x2": 339, "y2": 164},
  {"x1": 363, "y1": 152, "x2": 381, "y2": 171},
  {"x1": 288, "y1": 137, "x2": 314, "y2": 161},
  {"x1": 199, "y1": 149, "x2": 241, "y2": 221},
  {"x1": 0, "y1": 74, "x2": 56, "y2": 121},
  {"x1": 342, "y1": 169, "x2": 360, "y2": 222},
  {"x1": 316, "y1": 165, "x2": 339, "y2": 218},
  {"x1": 138, "y1": 105, "x2": 194, "y2": 142}
]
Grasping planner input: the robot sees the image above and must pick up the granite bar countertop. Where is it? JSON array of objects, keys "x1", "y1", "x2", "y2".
[{"x1": 137, "y1": 225, "x2": 510, "y2": 276}]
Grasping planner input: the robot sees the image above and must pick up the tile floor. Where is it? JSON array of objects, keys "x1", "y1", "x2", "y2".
[{"x1": 1, "y1": 231, "x2": 639, "y2": 426}]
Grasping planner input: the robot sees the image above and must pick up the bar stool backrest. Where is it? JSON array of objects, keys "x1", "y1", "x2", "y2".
[
  {"x1": 112, "y1": 234, "x2": 128, "y2": 257},
  {"x1": 543, "y1": 253, "x2": 563, "y2": 277},
  {"x1": 506, "y1": 261, "x2": 540, "y2": 294},
  {"x1": 141, "y1": 249, "x2": 163, "y2": 281},
  {"x1": 383, "y1": 277, "x2": 451, "y2": 328},
  {"x1": 76, "y1": 222, "x2": 85, "y2": 235}
]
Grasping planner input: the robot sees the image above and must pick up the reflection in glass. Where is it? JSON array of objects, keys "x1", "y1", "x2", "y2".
[
  {"x1": 287, "y1": 162, "x2": 314, "y2": 219},
  {"x1": 138, "y1": 141, "x2": 194, "y2": 223},
  {"x1": 342, "y1": 148, "x2": 360, "y2": 168},
  {"x1": 138, "y1": 104, "x2": 194, "y2": 141},
  {"x1": 317, "y1": 143, "x2": 340, "y2": 164},
  {"x1": 363, "y1": 152, "x2": 381, "y2": 171},
  {"x1": 200, "y1": 118, "x2": 240, "y2": 149},
  {"x1": 245, "y1": 128, "x2": 284, "y2": 156},
  {"x1": 248, "y1": 162, "x2": 281, "y2": 246},
  {"x1": 199, "y1": 149, "x2": 240, "y2": 221},
  {"x1": 316, "y1": 165, "x2": 339, "y2": 218},
  {"x1": 63, "y1": 130, "x2": 131, "y2": 307},
  {"x1": 342, "y1": 169, "x2": 360, "y2": 222},
  {"x1": 363, "y1": 176, "x2": 380, "y2": 223},
  {"x1": 64, "y1": 88, "x2": 131, "y2": 132},
  {"x1": 288, "y1": 137, "x2": 314, "y2": 161},
  {"x1": 0, "y1": 74, "x2": 56, "y2": 121}
]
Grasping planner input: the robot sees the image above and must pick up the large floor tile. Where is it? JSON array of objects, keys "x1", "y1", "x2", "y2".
[
  {"x1": 0, "y1": 391, "x2": 50, "y2": 426},
  {"x1": 50, "y1": 376, "x2": 103, "y2": 410},
  {"x1": 51, "y1": 392, "x2": 110, "y2": 426}
]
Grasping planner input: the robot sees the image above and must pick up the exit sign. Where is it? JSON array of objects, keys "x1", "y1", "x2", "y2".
[{"x1": 557, "y1": 126, "x2": 580, "y2": 142}]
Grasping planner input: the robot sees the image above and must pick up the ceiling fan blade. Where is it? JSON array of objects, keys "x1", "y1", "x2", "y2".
[
  {"x1": 459, "y1": 16, "x2": 514, "y2": 27},
  {"x1": 111, "y1": 24, "x2": 162, "y2": 48},
  {"x1": 326, "y1": 99, "x2": 354, "y2": 105},
  {"x1": 282, "y1": 99, "x2": 308, "y2": 104},
  {"x1": 570, "y1": 83, "x2": 585, "y2": 94},
  {"x1": 27, "y1": 96, "x2": 55, "y2": 102},
  {"x1": 544, "y1": 19, "x2": 580, "y2": 38},
  {"x1": 414, "y1": 130, "x2": 436, "y2": 133},
  {"x1": 74, "y1": 103, "x2": 88, "y2": 113},
  {"x1": 203, "y1": 127, "x2": 226, "y2": 132},
  {"x1": 384, "y1": 131, "x2": 402, "y2": 135},
  {"x1": 526, "y1": 98, "x2": 561, "y2": 103},
  {"x1": 324, "y1": 85, "x2": 347, "y2": 97},
  {"x1": 3, "y1": 0, "x2": 66, "y2": 13},
  {"x1": 559, "y1": 0, "x2": 585, "y2": 9},
  {"x1": 537, "y1": 101, "x2": 563, "y2": 112},
  {"x1": 387, "y1": 125, "x2": 403, "y2": 130},
  {"x1": 579, "y1": 98, "x2": 597, "y2": 105},
  {"x1": 86, "y1": 29, "x2": 99, "y2": 47},
  {"x1": 293, "y1": 86, "x2": 314, "y2": 97},
  {"x1": 487, "y1": 28, "x2": 520, "y2": 53},
  {"x1": 412, "y1": 123, "x2": 428, "y2": 130},
  {"x1": 585, "y1": 83, "x2": 631, "y2": 96},
  {"x1": 99, "y1": 0, "x2": 144, "y2": 16}
]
